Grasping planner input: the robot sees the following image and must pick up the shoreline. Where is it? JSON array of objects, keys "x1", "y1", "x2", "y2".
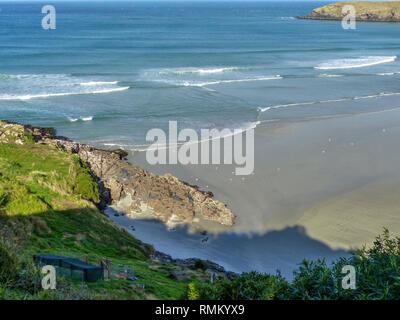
[
  {"x1": 4, "y1": 101, "x2": 400, "y2": 279},
  {"x1": 131, "y1": 107, "x2": 400, "y2": 236},
  {"x1": 123, "y1": 106, "x2": 400, "y2": 277}
]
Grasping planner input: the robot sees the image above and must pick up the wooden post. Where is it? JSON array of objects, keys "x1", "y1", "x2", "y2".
[
  {"x1": 107, "y1": 260, "x2": 112, "y2": 279},
  {"x1": 100, "y1": 259, "x2": 112, "y2": 280}
]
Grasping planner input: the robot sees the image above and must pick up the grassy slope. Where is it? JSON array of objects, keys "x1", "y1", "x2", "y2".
[
  {"x1": 312, "y1": 1, "x2": 400, "y2": 18},
  {"x1": 0, "y1": 133, "x2": 191, "y2": 300}
]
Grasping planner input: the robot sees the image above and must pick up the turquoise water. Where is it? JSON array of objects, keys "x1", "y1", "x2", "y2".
[{"x1": 2, "y1": 1, "x2": 400, "y2": 149}]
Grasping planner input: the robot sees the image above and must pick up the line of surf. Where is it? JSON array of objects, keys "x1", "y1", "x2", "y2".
[
  {"x1": 258, "y1": 91, "x2": 400, "y2": 113},
  {"x1": 157, "y1": 67, "x2": 251, "y2": 76},
  {"x1": 315, "y1": 56, "x2": 397, "y2": 70},
  {"x1": 79, "y1": 81, "x2": 119, "y2": 86},
  {"x1": 100, "y1": 121, "x2": 261, "y2": 153},
  {"x1": 180, "y1": 75, "x2": 282, "y2": 87},
  {"x1": 68, "y1": 116, "x2": 93, "y2": 122},
  {"x1": 0, "y1": 86, "x2": 129, "y2": 101}
]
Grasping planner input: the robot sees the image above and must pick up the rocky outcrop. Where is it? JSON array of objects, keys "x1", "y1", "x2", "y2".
[
  {"x1": 300, "y1": 1, "x2": 400, "y2": 22},
  {"x1": 151, "y1": 250, "x2": 237, "y2": 280},
  {"x1": 0, "y1": 121, "x2": 235, "y2": 228}
]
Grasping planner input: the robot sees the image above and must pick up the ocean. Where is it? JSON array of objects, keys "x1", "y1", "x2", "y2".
[
  {"x1": 2, "y1": 1, "x2": 400, "y2": 277},
  {"x1": 2, "y1": 1, "x2": 400, "y2": 149}
]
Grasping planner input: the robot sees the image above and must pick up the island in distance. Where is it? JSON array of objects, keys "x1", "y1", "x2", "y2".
[{"x1": 298, "y1": 1, "x2": 400, "y2": 22}]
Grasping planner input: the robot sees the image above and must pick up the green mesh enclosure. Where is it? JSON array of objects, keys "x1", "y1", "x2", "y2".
[{"x1": 34, "y1": 254, "x2": 104, "y2": 282}]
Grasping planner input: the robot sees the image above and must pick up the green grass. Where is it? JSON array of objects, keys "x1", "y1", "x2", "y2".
[
  {"x1": 0, "y1": 136, "x2": 194, "y2": 300},
  {"x1": 313, "y1": 1, "x2": 400, "y2": 18}
]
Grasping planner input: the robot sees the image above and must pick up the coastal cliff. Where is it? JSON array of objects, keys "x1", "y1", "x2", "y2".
[
  {"x1": 301, "y1": 1, "x2": 400, "y2": 22},
  {"x1": 0, "y1": 120, "x2": 235, "y2": 299},
  {"x1": 0, "y1": 121, "x2": 235, "y2": 228}
]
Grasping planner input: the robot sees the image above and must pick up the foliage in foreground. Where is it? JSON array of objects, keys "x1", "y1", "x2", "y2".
[{"x1": 185, "y1": 229, "x2": 400, "y2": 300}]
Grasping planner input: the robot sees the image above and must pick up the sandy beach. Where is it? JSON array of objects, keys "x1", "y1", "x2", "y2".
[{"x1": 119, "y1": 105, "x2": 400, "y2": 278}]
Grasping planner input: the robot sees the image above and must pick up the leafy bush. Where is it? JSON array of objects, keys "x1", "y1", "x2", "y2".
[
  {"x1": 193, "y1": 259, "x2": 207, "y2": 271},
  {"x1": 13, "y1": 260, "x2": 40, "y2": 294},
  {"x1": 187, "y1": 283, "x2": 200, "y2": 300},
  {"x1": 185, "y1": 230, "x2": 400, "y2": 300},
  {"x1": 346, "y1": 229, "x2": 400, "y2": 299},
  {"x1": 290, "y1": 258, "x2": 348, "y2": 299},
  {"x1": 188, "y1": 271, "x2": 290, "y2": 300}
]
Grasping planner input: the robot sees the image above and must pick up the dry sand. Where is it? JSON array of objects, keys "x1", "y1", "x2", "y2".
[{"x1": 122, "y1": 106, "x2": 400, "y2": 277}]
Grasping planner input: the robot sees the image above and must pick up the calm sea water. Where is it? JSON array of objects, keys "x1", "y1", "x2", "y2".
[{"x1": 2, "y1": 1, "x2": 400, "y2": 149}]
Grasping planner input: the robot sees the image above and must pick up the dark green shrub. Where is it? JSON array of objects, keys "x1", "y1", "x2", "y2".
[
  {"x1": 345, "y1": 229, "x2": 400, "y2": 299},
  {"x1": 72, "y1": 157, "x2": 99, "y2": 203},
  {"x1": 188, "y1": 271, "x2": 290, "y2": 300},
  {"x1": 291, "y1": 229, "x2": 400, "y2": 300},
  {"x1": 193, "y1": 259, "x2": 207, "y2": 271},
  {"x1": 185, "y1": 230, "x2": 400, "y2": 300},
  {"x1": 290, "y1": 259, "x2": 344, "y2": 300},
  {"x1": 13, "y1": 259, "x2": 40, "y2": 294},
  {"x1": 0, "y1": 242, "x2": 18, "y2": 283}
]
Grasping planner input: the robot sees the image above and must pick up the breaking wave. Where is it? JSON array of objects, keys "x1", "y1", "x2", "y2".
[
  {"x1": 171, "y1": 75, "x2": 282, "y2": 87},
  {"x1": 68, "y1": 116, "x2": 93, "y2": 122},
  {"x1": 0, "y1": 73, "x2": 128, "y2": 100},
  {"x1": 158, "y1": 67, "x2": 251, "y2": 76},
  {"x1": 315, "y1": 56, "x2": 397, "y2": 70},
  {"x1": 79, "y1": 81, "x2": 119, "y2": 86},
  {"x1": 0, "y1": 87, "x2": 129, "y2": 101}
]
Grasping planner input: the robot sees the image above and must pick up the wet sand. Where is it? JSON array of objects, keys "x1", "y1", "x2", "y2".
[{"x1": 118, "y1": 106, "x2": 400, "y2": 278}]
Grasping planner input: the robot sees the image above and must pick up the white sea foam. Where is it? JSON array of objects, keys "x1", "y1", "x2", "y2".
[
  {"x1": 0, "y1": 74, "x2": 30, "y2": 80},
  {"x1": 0, "y1": 73, "x2": 69, "y2": 80},
  {"x1": 318, "y1": 73, "x2": 344, "y2": 78},
  {"x1": 377, "y1": 72, "x2": 395, "y2": 76},
  {"x1": 86, "y1": 87, "x2": 129, "y2": 94},
  {"x1": 132, "y1": 121, "x2": 261, "y2": 152},
  {"x1": 258, "y1": 92, "x2": 400, "y2": 113},
  {"x1": 0, "y1": 73, "x2": 126, "y2": 100},
  {"x1": 103, "y1": 143, "x2": 120, "y2": 146},
  {"x1": 159, "y1": 67, "x2": 249, "y2": 76},
  {"x1": 315, "y1": 56, "x2": 397, "y2": 70},
  {"x1": 354, "y1": 92, "x2": 400, "y2": 99},
  {"x1": 68, "y1": 116, "x2": 93, "y2": 122},
  {"x1": 257, "y1": 100, "x2": 345, "y2": 112},
  {"x1": 79, "y1": 81, "x2": 119, "y2": 86},
  {"x1": 180, "y1": 75, "x2": 282, "y2": 87},
  {"x1": 0, "y1": 86, "x2": 129, "y2": 101}
]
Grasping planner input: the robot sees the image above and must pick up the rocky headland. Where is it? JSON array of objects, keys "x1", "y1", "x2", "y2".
[
  {"x1": 299, "y1": 1, "x2": 400, "y2": 22},
  {"x1": 0, "y1": 120, "x2": 235, "y2": 229}
]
